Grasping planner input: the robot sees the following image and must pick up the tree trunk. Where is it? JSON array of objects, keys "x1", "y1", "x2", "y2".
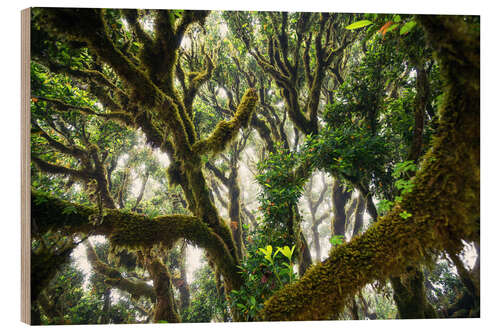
[
  {"x1": 331, "y1": 178, "x2": 351, "y2": 236},
  {"x1": 99, "y1": 288, "x2": 111, "y2": 324},
  {"x1": 144, "y1": 255, "x2": 181, "y2": 323},
  {"x1": 390, "y1": 267, "x2": 437, "y2": 319},
  {"x1": 298, "y1": 229, "x2": 313, "y2": 276},
  {"x1": 311, "y1": 222, "x2": 321, "y2": 262},
  {"x1": 448, "y1": 252, "x2": 480, "y2": 311},
  {"x1": 228, "y1": 168, "x2": 245, "y2": 259},
  {"x1": 179, "y1": 248, "x2": 191, "y2": 313},
  {"x1": 352, "y1": 195, "x2": 366, "y2": 237}
]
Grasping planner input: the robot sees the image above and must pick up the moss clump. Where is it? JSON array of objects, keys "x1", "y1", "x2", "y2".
[
  {"x1": 166, "y1": 161, "x2": 184, "y2": 187},
  {"x1": 192, "y1": 88, "x2": 258, "y2": 155}
]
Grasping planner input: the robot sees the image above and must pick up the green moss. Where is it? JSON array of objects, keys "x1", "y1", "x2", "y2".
[
  {"x1": 32, "y1": 189, "x2": 244, "y2": 291},
  {"x1": 166, "y1": 161, "x2": 184, "y2": 187},
  {"x1": 192, "y1": 88, "x2": 258, "y2": 156},
  {"x1": 144, "y1": 256, "x2": 181, "y2": 323},
  {"x1": 86, "y1": 243, "x2": 157, "y2": 301},
  {"x1": 391, "y1": 268, "x2": 436, "y2": 319}
]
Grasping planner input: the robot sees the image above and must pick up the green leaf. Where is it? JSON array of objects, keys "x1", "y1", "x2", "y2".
[
  {"x1": 394, "y1": 15, "x2": 401, "y2": 23},
  {"x1": 400, "y1": 20, "x2": 417, "y2": 35},
  {"x1": 34, "y1": 196, "x2": 48, "y2": 205},
  {"x1": 277, "y1": 245, "x2": 294, "y2": 260},
  {"x1": 345, "y1": 20, "x2": 373, "y2": 30},
  {"x1": 399, "y1": 210, "x2": 412, "y2": 219},
  {"x1": 62, "y1": 205, "x2": 77, "y2": 215},
  {"x1": 330, "y1": 235, "x2": 345, "y2": 246}
]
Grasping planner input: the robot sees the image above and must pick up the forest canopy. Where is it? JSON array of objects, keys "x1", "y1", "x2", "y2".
[{"x1": 29, "y1": 8, "x2": 479, "y2": 324}]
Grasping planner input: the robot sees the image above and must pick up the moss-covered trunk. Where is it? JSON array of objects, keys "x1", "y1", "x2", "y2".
[
  {"x1": 144, "y1": 255, "x2": 181, "y2": 323},
  {"x1": 390, "y1": 267, "x2": 437, "y2": 319}
]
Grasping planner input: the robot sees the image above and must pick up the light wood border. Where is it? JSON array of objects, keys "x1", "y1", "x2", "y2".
[{"x1": 21, "y1": 7, "x2": 31, "y2": 325}]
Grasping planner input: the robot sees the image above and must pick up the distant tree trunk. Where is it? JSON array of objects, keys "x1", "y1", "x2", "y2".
[
  {"x1": 345, "y1": 196, "x2": 357, "y2": 236},
  {"x1": 228, "y1": 167, "x2": 245, "y2": 259},
  {"x1": 132, "y1": 172, "x2": 149, "y2": 211},
  {"x1": 359, "y1": 291, "x2": 377, "y2": 320},
  {"x1": 311, "y1": 222, "x2": 321, "y2": 262},
  {"x1": 178, "y1": 244, "x2": 191, "y2": 312},
  {"x1": 99, "y1": 288, "x2": 111, "y2": 324},
  {"x1": 448, "y1": 252, "x2": 480, "y2": 311},
  {"x1": 331, "y1": 178, "x2": 351, "y2": 236},
  {"x1": 352, "y1": 195, "x2": 366, "y2": 237},
  {"x1": 305, "y1": 175, "x2": 329, "y2": 262},
  {"x1": 349, "y1": 297, "x2": 360, "y2": 320}
]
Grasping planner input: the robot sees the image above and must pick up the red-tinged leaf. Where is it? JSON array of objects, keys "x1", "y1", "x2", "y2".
[
  {"x1": 230, "y1": 221, "x2": 238, "y2": 230},
  {"x1": 379, "y1": 21, "x2": 393, "y2": 37}
]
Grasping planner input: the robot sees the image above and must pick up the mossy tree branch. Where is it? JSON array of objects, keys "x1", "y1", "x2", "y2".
[
  {"x1": 85, "y1": 241, "x2": 156, "y2": 302},
  {"x1": 33, "y1": 95, "x2": 134, "y2": 125},
  {"x1": 183, "y1": 54, "x2": 215, "y2": 118},
  {"x1": 31, "y1": 155, "x2": 92, "y2": 180},
  {"x1": 192, "y1": 88, "x2": 258, "y2": 156},
  {"x1": 31, "y1": 190, "x2": 244, "y2": 290}
]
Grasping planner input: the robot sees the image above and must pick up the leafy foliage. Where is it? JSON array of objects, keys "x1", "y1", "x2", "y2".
[
  {"x1": 255, "y1": 146, "x2": 308, "y2": 248},
  {"x1": 228, "y1": 244, "x2": 297, "y2": 321}
]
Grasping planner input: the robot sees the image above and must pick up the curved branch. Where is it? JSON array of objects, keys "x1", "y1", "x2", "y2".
[
  {"x1": 192, "y1": 88, "x2": 258, "y2": 155},
  {"x1": 205, "y1": 162, "x2": 229, "y2": 185},
  {"x1": 32, "y1": 121, "x2": 87, "y2": 158},
  {"x1": 31, "y1": 190, "x2": 244, "y2": 290},
  {"x1": 33, "y1": 95, "x2": 134, "y2": 125},
  {"x1": 31, "y1": 155, "x2": 91, "y2": 180},
  {"x1": 85, "y1": 241, "x2": 156, "y2": 301},
  {"x1": 184, "y1": 53, "x2": 215, "y2": 117}
]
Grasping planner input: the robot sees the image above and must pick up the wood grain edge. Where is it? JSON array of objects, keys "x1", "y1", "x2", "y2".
[{"x1": 21, "y1": 7, "x2": 31, "y2": 325}]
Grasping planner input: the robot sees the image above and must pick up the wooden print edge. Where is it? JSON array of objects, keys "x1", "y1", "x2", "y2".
[{"x1": 21, "y1": 7, "x2": 31, "y2": 325}]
